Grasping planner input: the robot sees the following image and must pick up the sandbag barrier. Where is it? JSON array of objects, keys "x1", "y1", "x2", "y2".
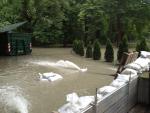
[{"x1": 57, "y1": 51, "x2": 150, "y2": 113}]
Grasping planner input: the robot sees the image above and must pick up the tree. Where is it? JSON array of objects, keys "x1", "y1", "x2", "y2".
[
  {"x1": 73, "y1": 40, "x2": 79, "y2": 53},
  {"x1": 117, "y1": 35, "x2": 129, "y2": 62},
  {"x1": 78, "y1": 40, "x2": 85, "y2": 56},
  {"x1": 105, "y1": 39, "x2": 114, "y2": 62},
  {"x1": 136, "y1": 38, "x2": 149, "y2": 52},
  {"x1": 101, "y1": 0, "x2": 150, "y2": 46},
  {"x1": 86, "y1": 43, "x2": 93, "y2": 58},
  {"x1": 93, "y1": 40, "x2": 101, "y2": 60}
]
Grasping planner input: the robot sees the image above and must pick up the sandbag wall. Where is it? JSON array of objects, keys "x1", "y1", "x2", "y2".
[{"x1": 82, "y1": 77, "x2": 139, "y2": 113}]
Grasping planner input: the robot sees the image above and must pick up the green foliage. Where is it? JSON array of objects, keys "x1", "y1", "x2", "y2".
[
  {"x1": 73, "y1": 40, "x2": 79, "y2": 53},
  {"x1": 136, "y1": 38, "x2": 149, "y2": 52},
  {"x1": 73, "y1": 40, "x2": 84, "y2": 56},
  {"x1": 93, "y1": 40, "x2": 101, "y2": 60},
  {"x1": 117, "y1": 35, "x2": 129, "y2": 62},
  {"x1": 78, "y1": 40, "x2": 85, "y2": 56},
  {"x1": 0, "y1": 0, "x2": 149, "y2": 47},
  {"x1": 105, "y1": 39, "x2": 114, "y2": 62},
  {"x1": 86, "y1": 44, "x2": 93, "y2": 58}
]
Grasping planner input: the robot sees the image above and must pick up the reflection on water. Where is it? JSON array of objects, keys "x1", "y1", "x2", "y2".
[{"x1": 0, "y1": 48, "x2": 115, "y2": 113}]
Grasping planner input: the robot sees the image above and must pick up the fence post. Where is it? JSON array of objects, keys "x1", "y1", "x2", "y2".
[
  {"x1": 94, "y1": 88, "x2": 98, "y2": 113},
  {"x1": 127, "y1": 72, "x2": 131, "y2": 113},
  {"x1": 148, "y1": 63, "x2": 150, "y2": 105}
]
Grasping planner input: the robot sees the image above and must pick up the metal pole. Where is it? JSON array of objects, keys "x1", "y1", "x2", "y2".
[
  {"x1": 148, "y1": 63, "x2": 150, "y2": 105},
  {"x1": 95, "y1": 88, "x2": 98, "y2": 113}
]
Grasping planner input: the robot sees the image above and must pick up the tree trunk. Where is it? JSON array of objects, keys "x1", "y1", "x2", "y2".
[{"x1": 116, "y1": 15, "x2": 124, "y2": 47}]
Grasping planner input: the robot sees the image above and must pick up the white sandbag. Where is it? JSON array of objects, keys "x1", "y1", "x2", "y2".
[
  {"x1": 77, "y1": 96, "x2": 94, "y2": 109},
  {"x1": 38, "y1": 72, "x2": 63, "y2": 82},
  {"x1": 58, "y1": 103, "x2": 80, "y2": 113},
  {"x1": 124, "y1": 63, "x2": 142, "y2": 72},
  {"x1": 116, "y1": 74, "x2": 130, "y2": 82},
  {"x1": 48, "y1": 74, "x2": 63, "y2": 82},
  {"x1": 97, "y1": 86, "x2": 117, "y2": 95},
  {"x1": 121, "y1": 68, "x2": 137, "y2": 75},
  {"x1": 110, "y1": 80, "x2": 126, "y2": 88},
  {"x1": 59, "y1": 95, "x2": 94, "y2": 113},
  {"x1": 134, "y1": 57, "x2": 150, "y2": 71},
  {"x1": 97, "y1": 94, "x2": 103, "y2": 100},
  {"x1": 140, "y1": 51, "x2": 150, "y2": 58},
  {"x1": 66, "y1": 92, "x2": 79, "y2": 104},
  {"x1": 38, "y1": 73, "x2": 49, "y2": 81}
]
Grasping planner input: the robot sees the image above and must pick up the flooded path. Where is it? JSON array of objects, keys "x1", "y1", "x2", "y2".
[{"x1": 0, "y1": 48, "x2": 116, "y2": 113}]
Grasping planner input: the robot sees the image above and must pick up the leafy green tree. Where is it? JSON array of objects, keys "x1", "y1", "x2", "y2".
[
  {"x1": 117, "y1": 35, "x2": 129, "y2": 62},
  {"x1": 86, "y1": 43, "x2": 93, "y2": 58},
  {"x1": 105, "y1": 39, "x2": 114, "y2": 62},
  {"x1": 93, "y1": 40, "x2": 101, "y2": 60}
]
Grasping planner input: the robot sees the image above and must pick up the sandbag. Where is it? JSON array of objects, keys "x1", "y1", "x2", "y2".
[
  {"x1": 121, "y1": 68, "x2": 137, "y2": 76},
  {"x1": 110, "y1": 80, "x2": 126, "y2": 88},
  {"x1": 77, "y1": 96, "x2": 94, "y2": 109},
  {"x1": 66, "y1": 93, "x2": 79, "y2": 104},
  {"x1": 39, "y1": 72, "x2": 63, "y2": 82},
  {"x1": 124, "y1": 63, "x2": 142, "y2": 72},
  {"x1": 97, "y1": 86, "x2": 117, "y2": 95},
  {"x1": 58, "y1": 103, "x2": 80, "y2": 113},
  {"x1": 116, "y1": 74, "x2": 130, "y2": 82},
  {"x1": 140, "y1": 51, "x2": 150, "y2": 58},
  {"x1": 134, "y1": 57, "x2": 150, "y2": 71}
]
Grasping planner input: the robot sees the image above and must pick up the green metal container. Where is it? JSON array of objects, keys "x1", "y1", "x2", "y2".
[{"x1": 0, "y1": 22, "x2": 32, "y2": 56}]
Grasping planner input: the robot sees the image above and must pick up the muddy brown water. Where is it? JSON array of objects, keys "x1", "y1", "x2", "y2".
[{"x1": 0, "y1": 48, "x2": 116, "y2": 113}]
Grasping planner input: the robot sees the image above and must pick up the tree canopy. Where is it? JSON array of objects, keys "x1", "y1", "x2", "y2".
[{"x1": 0, "y1": 0, "x2": 150, "y2": 46}]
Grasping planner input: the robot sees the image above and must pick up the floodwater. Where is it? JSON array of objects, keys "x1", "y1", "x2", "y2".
[{"x1": 0, "y1": 48, "x2": 116, "y2": 113}]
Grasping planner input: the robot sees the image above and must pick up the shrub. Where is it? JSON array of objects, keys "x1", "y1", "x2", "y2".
[
  {"x1": 105, "y1": 39, "x2": 114, "y2": 62},
  {"x1": 86, "y1": 44, "x2": 93, "y2": 58},
  {"x1": 136, "y1": 38, "x2": 149, "y2": 52},
  {"x1": 117, "y1": 35, "x2": 129, "y2": 62},
  {"x1": 73, "y1": 40, "x2": 79, "y2": 53},
  {"x1": 93, "y1": 40, "x2": 101, "y2": 60},
  {"x1": 78, "y1": 40, "x2": 85, "y2": 56}
]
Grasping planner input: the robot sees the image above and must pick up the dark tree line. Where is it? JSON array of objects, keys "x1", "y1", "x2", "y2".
[{"x1": 0, "y1": 0, "x2": 150, "y2": 46}]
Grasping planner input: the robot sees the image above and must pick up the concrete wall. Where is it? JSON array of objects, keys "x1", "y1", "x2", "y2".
[{"x1": 81, "y1": 77, "x2": 139, "y2": 113}]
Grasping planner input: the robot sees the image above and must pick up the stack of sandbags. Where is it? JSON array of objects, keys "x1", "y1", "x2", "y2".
[{"x1": 124, "y1": 51, "x2": 150, "y2": 72}]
